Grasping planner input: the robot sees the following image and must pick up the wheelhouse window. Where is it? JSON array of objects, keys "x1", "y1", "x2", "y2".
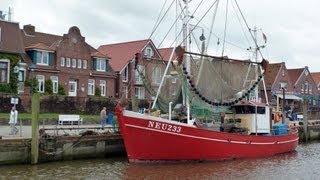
[
  {"x1": 36, "y1": 51, "x2": 49, "y2": 65},
  {"x1": 36, "y1": 75, "x2": 45, "y2": 93},
  {"x1": 100, "y1": 80, "x2": 106, "y2": 96},
  {"x1": 88, "y1": 79, "x2": 95, "y2": 95},
  {"x1": 60, "y1": 57, "x2": 65, "y2": 67},
  {"x1": 122, "y1": 66, "x2": 128, "y2": 82},
  {"x1": 233, "y1": 105, "x2": 265, "y2": 114},
  {"x1": 0, "y1": 61, "x2": 9, "y2": 83},
  {"x1": 51, "y1": 76, "x2": 58, "y2": 94}
]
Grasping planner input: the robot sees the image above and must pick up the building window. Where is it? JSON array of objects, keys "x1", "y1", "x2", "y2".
[
  {"x1": 100, "y1": 80, "x2": 106, "y2": 96},
  {"x1": 281, "y1": 69, "x2": 285, "y2": 76},
  {"x1": 305, "y1": 81, "x2": 308, "y2": 94},
  {"x1": 309, "y1": 84, "x2": 312, "y2": 94},
  {"x1": 88, "y1": 79, "x2": 95, "y2": 95},
  {"x1": 135, "y1": 65, "x2": 144, "y2": 84},
  {"x1": 96, "y1": 58, "x2": 106, "y2": 71},
  {"x1": 66, "y1": 58, "x2": 71, "y2": 67},
  {"x1": 18, "y1": 70, "x2": 25, "y2": 82},
  {"x1": 279, "y1": 82, "x2": 287, "y2": 90},
  {"x1": 60, "y1": 57, "x2": 65, "y2": 67},
  {"x1": 82, "y1": 60, "x2": 87, "y2": 69},
  {"x1": 36, "y1": 51, "x2": 49, "y2": 65},
  {"x1": 122, "y1": 66, "x2": 128, "y2": 82},
  {"x1": 0, "y1": 61, "x2": 9, "y2": 83},
  {"x1": 135, "y1": 87, "x2": 145, "y2": 100},
  {"x1": 36, "y1": 75, "x2": 45, "y2": 93},
  {"x1": 51, "y1": 76, "x2": 58, "y2": 94},
  {"x1": 301, "y1": 84, "x2": 304, "y2": 94},
  {"x1": 152, "y1": 67, "x2": 161, "y2": 84},
  {"x1": 77, "y1": 59, "x2": 82, "y2": 69},
  {"x1": 144, "y1": 47, "x2": 153, "y2": 58},
  {"x1": 122, "y1": 86, "x2": 128, "y2": 98},
  {"x1": 72, "y1": 59, "x2": 76, "y2": 68}
]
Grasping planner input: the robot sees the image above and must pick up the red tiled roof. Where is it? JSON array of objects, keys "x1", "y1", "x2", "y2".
[
  {"x1": 25, "y1": 43, "x2": 55, "y2": 51},
  {"x1": 311, "y1": 72, "x2": 320, "y2": 85},
  {"x1": 21, "y1": 28, "x2": 62, "y2": 49},
  {"x1": 0, "y1": 20, "x2": 24, "y2": 54},
  {"x1": 98, "y1": 39, "x2": 151, "y2": 71},
  {"x1": 158, "y1": 47, "x2": 177, "y2": 61},
  {"x1": 264, "y1": 63, "x2": 282, "y2": 89},
  {"x1": 287, "y1": 68, "x2": 304, "y2": 85}
]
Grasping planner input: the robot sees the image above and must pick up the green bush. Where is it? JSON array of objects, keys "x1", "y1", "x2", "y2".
[
  {"x1": 45, "y1": 79, "x2": 53, "y2": 95},
  {"x1": 58, "y1": 84, "x2": 66, "y2": 95},
  {"x1": 95, "y1": 87, "x2": 101, "y2": 97}
]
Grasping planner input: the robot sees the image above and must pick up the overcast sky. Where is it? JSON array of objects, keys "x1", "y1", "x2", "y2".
[{"x1": 1, "y1": 0, "x2": 320, "y2": 72}]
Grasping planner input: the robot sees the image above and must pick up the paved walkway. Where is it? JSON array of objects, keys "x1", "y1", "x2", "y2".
[{"x1": 0, "y1": 124, "x2": 115, "y2": 139}]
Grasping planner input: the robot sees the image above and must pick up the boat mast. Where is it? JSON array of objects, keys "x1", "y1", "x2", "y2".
[{"x1": 182, "y1": 0, "x2": 192, "y2": 124}]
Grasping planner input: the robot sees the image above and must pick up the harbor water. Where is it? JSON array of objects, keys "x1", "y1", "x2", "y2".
[{"x1": 1, "y1": 142, "x2": 320, "y2": 180}]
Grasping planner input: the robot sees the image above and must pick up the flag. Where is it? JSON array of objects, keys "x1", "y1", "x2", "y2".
[{"x1": 262, "y1": 33, "x2": 267, "y2": 44}]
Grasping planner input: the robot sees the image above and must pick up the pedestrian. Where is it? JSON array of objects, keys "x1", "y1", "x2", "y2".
[
  {"x1": 100, "y1": 107, "x2": 107, "y2": 130},
  {"x1": 9, "y1": 106, "x2": 18, "y2": 135}
]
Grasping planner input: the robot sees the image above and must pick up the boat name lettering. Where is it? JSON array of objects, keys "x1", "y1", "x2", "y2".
[{"x1": 148, "y1": 121, "x2": 181, "y2": 133}]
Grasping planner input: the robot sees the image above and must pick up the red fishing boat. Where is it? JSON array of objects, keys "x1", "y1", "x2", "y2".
[{"x1": 115, "y1": 0, "x2": 298, "y2": 162}]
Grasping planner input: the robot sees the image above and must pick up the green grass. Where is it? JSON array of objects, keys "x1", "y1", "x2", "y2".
[{"x1": 0, "y1": 113, "x2": 99, "y2": 119}]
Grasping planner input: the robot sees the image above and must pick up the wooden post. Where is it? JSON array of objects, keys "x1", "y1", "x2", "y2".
[
  {"x1": 31, "y1": 93, "x2": 40, "y2": 164},
  {"x1": 303, "y1": 99, "x2": 308, "y2": 142},
  {"x1": 282, "y1": 88, "x2": 286, "y2": 124}
]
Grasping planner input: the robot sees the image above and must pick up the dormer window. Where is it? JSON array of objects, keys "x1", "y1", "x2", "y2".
[
  {"x1": 36, "y1": 51, "x2": 49, "y2": 65},
  {"x1": 144, "y1": 47, "x2": 153, "y2": 58},
  {"x1": 96, "y1": 58, "x2": 106, "y2": 71}
]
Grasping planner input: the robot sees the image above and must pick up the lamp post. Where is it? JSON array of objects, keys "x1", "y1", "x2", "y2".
[{"x1": 29, "y1": 64, "x2": 35, "y2": 95}]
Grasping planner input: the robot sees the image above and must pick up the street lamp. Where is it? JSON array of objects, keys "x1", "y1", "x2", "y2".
[{"x1": 29, "y1": 64, "x2": 35, "y2": 95}]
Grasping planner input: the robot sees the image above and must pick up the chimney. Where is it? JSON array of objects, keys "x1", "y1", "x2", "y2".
[{"x1": 23, "y1": 24, "x2": 35, "y2": 35}]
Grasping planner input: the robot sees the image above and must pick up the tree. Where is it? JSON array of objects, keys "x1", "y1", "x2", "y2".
[
  {"x1": 95, "y1": 87, "x2": 101, "y2": 97},
  {"x1": 45, "y1": 79, "x2": 53, "y2": 95},
  {"x1": 58, "y1": 84, "x2": 66, "y2": 95}
]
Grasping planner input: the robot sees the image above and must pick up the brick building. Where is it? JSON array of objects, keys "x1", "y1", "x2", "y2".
[{"x1": 20, "y1": 25, "x2": 116, "y2": 97}]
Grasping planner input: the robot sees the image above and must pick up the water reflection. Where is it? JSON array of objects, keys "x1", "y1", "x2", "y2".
[{"x1": 0, "y1": 143, "x2": 320, "y2": 180}]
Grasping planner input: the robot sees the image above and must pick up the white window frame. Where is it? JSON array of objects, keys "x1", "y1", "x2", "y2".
[
  {"x1": 72, "y1": 58, "x2": 76, "y2": 68},
  {"x1": 51, "y1": 76, "x2": 58, "y2": 94},
  {"x1": 36, "y1": 75, "x2": 45, "y2": 93},
  {"x1": 88, "y1": 79, "x2": 95, "y2": 95},
  {"x1": 77, "y1": 59, "x2": 82, "y2": 69},
  {"x1": 135, "y1": 87, "x2": 145, "y2": 100},
  {"x1": 0, "y1": 59, "x2": 9, "y2": 83},
  {"x1": 144, "y1": 47, "x2": 153, "y2": 58},
  {"x1": 60, "y1": 57, "x2": 65, "y2": 67},
  {"x1": 135, "y1": 65, "x2": 144, "y2": 84},
  {"x1": 309, "y1": 84, "x2": 312, "y2": 94},
  {"x1": 82, "y1": 60, "x2": 87, "y2": 69},
  {"x1": 96, "y1": 58, "x2": 106, "y2": 71},
  {"x1": 152, "y1": 67, "x2": 161, "y2": 84},
  {"x1": 122, "y1": 86, "x2": 128, "y2": 98},
  {"x1": 66, "y1": 58, "x2": 71, "y2": 67},
  {"x1": 100, "y1": 80, "x2": 106, "y2": 96},
  {"x1": 122, "y1": 66, "x2": 128, "y2": 82},
  {"x1": 36, "y1": 51, "x2": 49, "y2": 65}
]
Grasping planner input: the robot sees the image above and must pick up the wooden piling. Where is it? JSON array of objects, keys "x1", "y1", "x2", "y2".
[
  {"x1": 303, "y1": 100, "x2": 308, "y2": 142},
  {"x1": 31, "y1": 93, "x2": 40, "y2": 164}
]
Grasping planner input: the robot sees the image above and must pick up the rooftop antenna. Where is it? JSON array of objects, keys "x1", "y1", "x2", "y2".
[{"x1": 8, "y1": 7, "x2": 13, "y2": 21}]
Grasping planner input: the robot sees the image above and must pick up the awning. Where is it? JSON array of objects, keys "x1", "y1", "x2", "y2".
[{"x1": 275, "y1": 94, "x2": 302, "y2": 100}]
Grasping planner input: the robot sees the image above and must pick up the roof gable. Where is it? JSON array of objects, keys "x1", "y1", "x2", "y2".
[
  {"x1": 98, "y1": 39, "x2": 154, "y2": 71},
  {"x1": 0, "y1": 20, "x2": 24, "y2": 54},
  {"x1": 158, "y1": 47, "x2": 177, "y2": 61},
  {"x1": 311, "y1": 72, "x2": 320, "y2": 86},
  {"x1": 287, "y1": 68, "x2": 304, "y2": 86},
  {"x1": 265, "y1": 63, "x2": 282, "y2": 89}
]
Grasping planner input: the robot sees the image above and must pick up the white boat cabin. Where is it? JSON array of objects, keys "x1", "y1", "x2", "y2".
[{"x1": 225, "y1": 101, "x2": 271, "y2": 135}]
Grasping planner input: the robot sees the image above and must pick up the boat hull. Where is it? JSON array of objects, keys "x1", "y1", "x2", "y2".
[{"x1": 115, "y1": 106, "x2": 299, "y2": 162}]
